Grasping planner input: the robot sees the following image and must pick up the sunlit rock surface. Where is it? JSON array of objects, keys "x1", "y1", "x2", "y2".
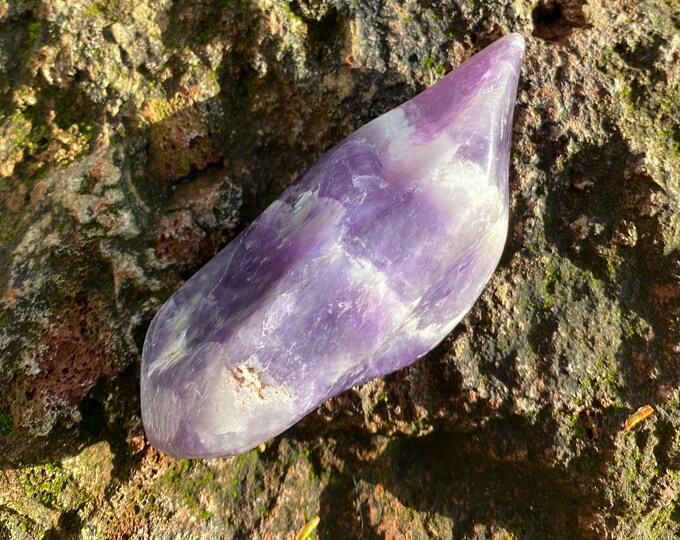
[{"x1": 141, "y1": 33, "x2": 525, "y2": 457}]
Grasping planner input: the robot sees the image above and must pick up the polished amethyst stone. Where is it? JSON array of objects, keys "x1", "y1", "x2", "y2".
[{"x1": 141, "y1": 33, "x2": 525, "y2": 457}]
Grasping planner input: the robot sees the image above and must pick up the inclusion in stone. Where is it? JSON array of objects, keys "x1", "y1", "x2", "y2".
[{"x1": 141, "y1": 33, "x2": 525, "y2": 457}]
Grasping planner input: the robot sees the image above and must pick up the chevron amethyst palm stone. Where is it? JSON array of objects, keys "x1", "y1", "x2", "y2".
[{"x1": 141, "y1": 33, "x2": 525, "y2": 457}]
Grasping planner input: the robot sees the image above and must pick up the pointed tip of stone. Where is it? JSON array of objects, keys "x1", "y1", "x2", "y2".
[
  {"x1": 504, "y1": 32, "x2": 526, "y2": 51},
  {"x1": 459, "y1": 32, "x2": 525, "y2": 79},
  {"x1": 401, "y1": 31, "x2": 524, "y2": 159},
  {"x1": 489, "y1": 32, "x2": 525, "y2": 93},
  {"x1": 475, "y1": 32, "x2": 525, "y2": 73},
  {"x1": 498, "y1": 32, "x2": 526, "y2": 70}
]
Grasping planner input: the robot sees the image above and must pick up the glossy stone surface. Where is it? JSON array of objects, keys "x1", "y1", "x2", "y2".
[{"x1": 141, "y1": 33, "x2": 525, "y2": 457}]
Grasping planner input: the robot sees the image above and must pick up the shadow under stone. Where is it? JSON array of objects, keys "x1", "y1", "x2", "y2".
[{"x1": 316, "y1": 413, "x2": 602, "y2": 539}]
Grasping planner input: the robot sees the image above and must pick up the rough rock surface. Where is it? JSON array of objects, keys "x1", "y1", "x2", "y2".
[{"x1": 0, "y1": 0, "x2": 678, "y2": 538}]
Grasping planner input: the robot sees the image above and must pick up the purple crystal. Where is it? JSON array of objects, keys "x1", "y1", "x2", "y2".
[{"x1": 141, "y1": 33, "x2": 525, "y2": 457}]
